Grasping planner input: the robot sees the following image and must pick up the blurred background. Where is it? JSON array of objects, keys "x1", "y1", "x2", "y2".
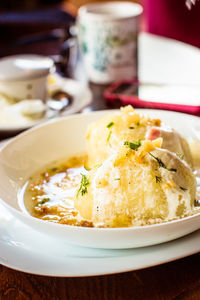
[
  {"x1": 0, "y1": 0, "x2": 199, "y2": 135},
  {"x1": 1, "y1": 0, "x2": 138, "y2": 11},
  {"x1": 0, "y1": 0, "x2": 199, "y2": 95},
  {"x1": 0, "y1": 0, "x2": 199, "y2": 63}
]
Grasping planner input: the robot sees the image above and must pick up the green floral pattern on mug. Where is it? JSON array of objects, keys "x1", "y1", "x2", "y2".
[{"x1": 78, "y1": 17, "x2": 138, "y2": 81}]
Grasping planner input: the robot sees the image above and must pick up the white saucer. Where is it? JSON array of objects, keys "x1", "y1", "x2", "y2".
[
  {"x1": 0, "y1": 202, "x2": 200, "y2": 277},
  {"x1": 0, "y1": 74, "x2": 92, "y2": 133}
]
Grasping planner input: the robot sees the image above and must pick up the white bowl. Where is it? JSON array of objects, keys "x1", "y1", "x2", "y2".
[{"x1": 0, "y1": 109, "x2": 199, "y2": 249}]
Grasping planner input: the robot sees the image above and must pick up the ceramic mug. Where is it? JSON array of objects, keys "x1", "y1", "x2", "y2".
[{"x1": 78, "y1": 1, "x2": 143, "y2": 84}]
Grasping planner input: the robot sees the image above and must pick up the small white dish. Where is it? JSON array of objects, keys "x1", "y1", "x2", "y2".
[
  {"x1": 0, "y1": 74, "x2": 92, "y2": 133},
  {"x1": 0, "y1": 54, "x2": 54, "y2": 101},
  {"x1": 0, "y1": 202, "x2": 200, "y2": 276},
  {"x1": 0, "y1": 109, "x2": 199, "y2": 249}
]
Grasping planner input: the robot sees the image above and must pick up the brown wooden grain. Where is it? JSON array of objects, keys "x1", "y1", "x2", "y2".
[{"x1": 0, "y1": 254, "x2": 200, "y2": 300}]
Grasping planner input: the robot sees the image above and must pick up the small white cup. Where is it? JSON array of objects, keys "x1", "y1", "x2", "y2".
[
  {"x1": 78, "y1": 1, "x2": 143, "y2": 84},
  {"x1": 0, "y1": 54, "x2": 54, "y2": 102}
]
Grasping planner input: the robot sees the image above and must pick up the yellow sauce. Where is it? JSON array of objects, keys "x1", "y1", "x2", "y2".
[
  {"x1": 21, "y1": 141, "x2": 200, "y2": 227},
  {"x1": 23, "y1": 155, "x2": 93, "y2": 227}
]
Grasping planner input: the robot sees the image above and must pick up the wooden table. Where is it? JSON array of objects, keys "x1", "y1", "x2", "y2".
[
  {"x1": 0, "y1": 10, "x2": 200, "y2": 299},
  {"x1": 0, "y1": 253, "x2": 200, "y2": 299}
]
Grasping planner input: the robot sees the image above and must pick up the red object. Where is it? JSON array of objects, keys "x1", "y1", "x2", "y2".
[
  {"x1": 143, "y1": 0, "x2": 200, "y2": 48},
  {"x1": 104, "y1": 80, "x2": 200, "y2": 116}
]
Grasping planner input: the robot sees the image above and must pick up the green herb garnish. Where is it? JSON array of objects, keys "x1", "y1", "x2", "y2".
[
  {"x1": 149, "y1": 152, "x2": 166, "y2": 168},
  {"x1": 107, "y1": 130, "x2": 112, "y2": 143},
  {"x1": 149, "y1": 152, "x2": 177, "y2": 172},
  {"x1": 129, "y1": 126, "x2": 134, "y2": 129},
  {"x1": 180, "y1": 186, "x2": 187, "y2": 191},
  {"x1": 176, "y1": 153, "x2": 184, "y2": 160},
  {"x1": 50, "y1": 167, "x2": 58, "y2": 172},
  {"x1": 136, "y1": 121, "x2": 140, "y2": 126},
  {"x1": 84, "y1": 165, "x2": 91, "y2": 171},
  {"x1": 155, "y1": 176, "x2": 162, "y2": 183},
  {"x1": 168, "y1": 168, "x2": 177, "y2": 172},
  {"x1": 106, "y1": 122, "x2": 114, "y2": 144},
  {"x1": 107, "y1": 121, "x2": 114, "y2": 129},
  {"x1": 77, "y1": 174, "x2": 90, "y2": 197},
  {"x1": 124, "y1": 140, "x2": 141, "y2": 150},
  {"x1": 94, "y1": 163, "x2": 102, "y2": 168},
  {"x1": 114, "y1": 178, "x2": 120, "y2": 181}
]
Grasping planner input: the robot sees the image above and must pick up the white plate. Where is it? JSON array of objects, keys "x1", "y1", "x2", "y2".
[
  {"x1": 0, "y1": 74, "x2": 92, "y2": 133},
  {"x1": 0, "y1": 202, "x2": 200, "y2": 277},
  {"x1": 0, "y1": 109, "x2": 199, "y2": 249}
]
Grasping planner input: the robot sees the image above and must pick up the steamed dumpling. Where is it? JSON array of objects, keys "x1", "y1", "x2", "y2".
[
  {"x1": 75, "y1": 141, "x2": 196, "y2": 227},
  {"x1": 86, "y1": 105, "x2": 193, "y2": 168},
  {"x1": 85, "y1": 105, "x2": 161, "y2": 168}
]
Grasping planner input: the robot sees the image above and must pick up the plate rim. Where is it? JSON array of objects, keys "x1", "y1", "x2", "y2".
[{"x1": 0, "y1": 201, "x2": 200, "y2": 277}]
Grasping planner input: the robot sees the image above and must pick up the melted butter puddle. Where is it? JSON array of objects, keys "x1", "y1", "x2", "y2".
[
  {"x1": 21, "y1": 161, "x2": 93, "y2": 226},
  {"x1": 42, "y1": 167, "x2": 86, "y2": 207}
]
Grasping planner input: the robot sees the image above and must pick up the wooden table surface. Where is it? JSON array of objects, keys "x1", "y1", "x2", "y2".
[
  {"x1": 0, "y1": 8, "x2": 200, "y2": 299},
  {"x1": 0, "y1": 253, "x2": 200, "y2": 300}
]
